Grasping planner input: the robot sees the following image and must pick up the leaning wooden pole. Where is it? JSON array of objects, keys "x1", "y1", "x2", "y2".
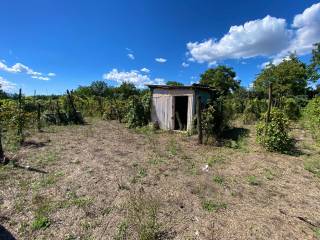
[
  {"x1": 37, "y1": 103, "x2": 42, "y2": 132},
  {"x1": 196, "y1": 95, "x2": 203, "y2": 144},
  {"x1": 17, "y1": 88, "x2": 24, "y2": 144},
  {"x1": 0, "y1": 126, "x2": 4, "y2": 164},
  {"x1": 265, "y1": 83, "x2": 273, "y2": 124}
]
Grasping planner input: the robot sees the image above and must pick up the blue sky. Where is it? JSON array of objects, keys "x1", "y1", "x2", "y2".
[{"x1": 0, "y1": 0, "x2": 320, "y2": 95}]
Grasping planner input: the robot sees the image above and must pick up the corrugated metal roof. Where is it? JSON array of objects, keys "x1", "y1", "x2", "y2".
[{"x1": 146, "y1": 83, "x2": 215, "y2": 91}]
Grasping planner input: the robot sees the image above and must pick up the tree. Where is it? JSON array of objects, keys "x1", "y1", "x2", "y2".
[
  {"x1": 200, "y1": 66, "x2": 240, "y2": 96},
  {"x1": 254, "y1": 54, "x2": 308, "y2": 98},
  {"x1": 166, "y1": 81, "x2": 184, "y2": 86},
  {"x1": 309, "y1": 42, "x2": 320, "y2": 82},
  {"x1": 115, "y1": 82, "x2": 138, "y2": 99}
]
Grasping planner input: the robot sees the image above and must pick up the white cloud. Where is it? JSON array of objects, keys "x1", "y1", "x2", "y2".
[
  {"x1": 127, "y1": 53, "x2": 135, "y2": 60},
  {"x1": 31, "y1": 76, "x2": 50, "y2": 81},
  {"x1": 155, "y1": 58, "x2": 167, "y2": 63},
  {"x1": 279, "y1": 3, "x2": 320, "y2": 58},
  {"x1": 48, "y1": 72, "x2": 56, "y2": 77},
  {"x1": 187, "y1": 15, "x2": 291, "y2": 63},
  {"x1": 182, "y1": 62, "x2": 189, "y2": 67},
  {"x1": 140, "y1": 67, "x2": 150, "y2": 73},
  {"x1": 0, "y1": 61, "x2": 53, "y2": 80},
  {"x1": 187, "y1": 3, "x2": 320, "y2": 65},
  {"x1": 103, "y1": 69, "x2": 165, "y2": 88},
  {"x1": 0, "y1": 76, "x2": 16, "y2": 91}
]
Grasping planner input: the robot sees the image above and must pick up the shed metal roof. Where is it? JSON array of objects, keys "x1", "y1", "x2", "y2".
[{"x1": 146, "y1": 83, "x2": 215, "y2": 91}]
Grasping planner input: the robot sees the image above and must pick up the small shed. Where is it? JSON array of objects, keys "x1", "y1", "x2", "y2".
[{"x1": 147, "y1": 84, "x2": 216, "y2": 131}]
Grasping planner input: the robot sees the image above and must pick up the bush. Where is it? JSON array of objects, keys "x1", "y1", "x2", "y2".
[
  {"x1": 283, "y1": 98, "x2": 300, "y2": 120},
  {"x1": 201, "y1": 99, "x2": 230, "y2": 143},
  {"x1": 303, "y1": 96, "x2": 320, "y2": 143},
  {"x1": 124, "y1": 94, "x2": 150, "y2": 128},
  {"x1": 256, "y1": 108, "x2": 293, "y2": 152},
  {"x1": 242, "y1": 99, "x2": 267, "y2": 124}
]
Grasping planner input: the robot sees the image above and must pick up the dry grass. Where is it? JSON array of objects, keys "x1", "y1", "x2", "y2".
[{"x1": 1, "y1": 119, "x2": 320, "y2": 239}]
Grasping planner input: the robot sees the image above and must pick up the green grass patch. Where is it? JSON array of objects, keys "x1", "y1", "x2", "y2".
[
  {"x1": 264, "y1": 168, "x2": 276, "y2": 180},
  {"x1": 304, "y1": 157, "x2": 320, "y2": 177},
  {"x1": 206, "y1": 155, "x2": 226, "y2": 167},
  {"x1": 213, "y1": 175, "x2": 224, "y2": 185},
  {"x1": 167, "y1": 138, "x2": 180, "y2": 157},
  {"x1": 202, "y1": 200, "x2": 227, "y2": 212},
  {"x1": 314, "y1": 228, "x2": 320, "y2": 239},
  {"x1": 114, "y1": 221, "x2": 128, "y2": 240},
  {"x1": 31, "y1": 215, "x2": 50, "y2": 230},
  {"x1": 247, "y1": 175, "x2": 261, "y2": 186}
]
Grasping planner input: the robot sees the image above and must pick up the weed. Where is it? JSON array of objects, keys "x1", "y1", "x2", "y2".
[
  {"x1": 167, "y1": 138, "x2": 180, "y2": 157},
  {"x1": 138, "y1": 167, "x2": 147, "y2": 178},
  {"x1": 213, "y1": 175, "x2": 224, "y2": 185},
  {"x1": 314, "y1": 228, "x2": 320, "y2": 239},
  {"x1": 304, "y1": 157, "x2": 320, "y2": 177},
  {"x1": 206, "y1": 155, "x2": 226, "y2": 167},
  {"x1": 102, "y1": 207, "x2": 112, "y2": 216},
  {"x1": 126, "y1": 192, "x2": 160, "y2": 240},
  {"x1": 202, "y1": 200, "x2": 227, "y2": 212},
  {"x1": 114, "y1": 221, "x2": 128, "y2": 240},
  {"x1": 264, "y1": 168, "x2": 276, "y2": 180},
  {"x1": 66, "y1": 190, "x2": 93, "y2": 208},
  {"x1": 31, "y1": 215, "x2": 50, "y2": 230},
  {"x1": 247, "y1": 175, "x2": 261, "y2": 186}
]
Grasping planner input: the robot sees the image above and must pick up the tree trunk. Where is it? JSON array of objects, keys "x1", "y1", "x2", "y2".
[{"x1": 196, "y1": 95, "x2": 203, "y2": 144}]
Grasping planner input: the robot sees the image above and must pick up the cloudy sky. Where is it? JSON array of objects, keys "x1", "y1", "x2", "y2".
[{"x1": 0, "y1": 0, "x2": 320, "y2": 95}]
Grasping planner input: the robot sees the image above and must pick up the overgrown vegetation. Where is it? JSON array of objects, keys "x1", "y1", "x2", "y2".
[{"x1": 256, "y1": 109, "x2": 293, "y2": 153}]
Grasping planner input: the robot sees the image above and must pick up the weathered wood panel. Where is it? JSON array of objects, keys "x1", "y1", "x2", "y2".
[
  {"x1": 151, "y1": 88, "x2": 195, "y2": 131},
  {"x1": 151, "y1": 95, "x2": 173, "y2": 130}
]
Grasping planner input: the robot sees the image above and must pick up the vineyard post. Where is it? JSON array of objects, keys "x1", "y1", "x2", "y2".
[
  {"x1": 0, "y1": 126, "x2": 4, "y2": 164},
  {"x1": 265, "y1": 82, "x2": 273, "y2": 124},
  {"x1": 37, "y1": 103, "x2": 41, "y2": 132},
  {"x1": 17, "y1": 88, "x2": 24, "y2": 144},
  {"x1": 196, "y1": 95, "x2": 203, "y2": 144}
]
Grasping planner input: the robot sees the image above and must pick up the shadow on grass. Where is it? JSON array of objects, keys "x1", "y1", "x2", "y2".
[
  {"x1": 222, "y1": 127, "x2": 249, "y2": 141},
  {"x1": 0, "y1": 224, "x2": 16, "y2": 240},
  {"x1": 22, "y1": 140, "x2": 49, "y2": 149}
]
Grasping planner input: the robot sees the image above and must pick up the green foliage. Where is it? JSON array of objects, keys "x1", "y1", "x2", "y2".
[
  {"x1": 201, "y1": 99, "x2": 230, "y2": 143},
  {"x1": 303, "y1": 96, "x2": 320, "y2": 143},
  {"x1": 31, "y1": 215, "x2": 51, "y2": 230},
  {"x1": 166, "y1": 81, "x2": 184, "y2": 86},
  {"x1": 256, "y1": 108, "x2": 293, "y2": 152},
  {"x1": 200, "y1": 65, "x2": 240, "y2": 96},
  {"x1": 202, "y1": 200, "x2": 227, "y2": 212},
  {"x1": 247, "y1": 175, "x2": 261, "y2": 186},
  {"x1": 254, "y1": 54, "x2": 308, "y2": 98},
  {"x1": 125, "y1": 95, "x2": 149, "y2": 128},
  {"x1": 304, "y1": 157, "x2": 320, "y2": 178},
  {"x1": 283, "y1": 97, "x2": 300, "y2": 120},
  {"x1": 242, "y1": 99, "x2": 267, "y2": 124}
]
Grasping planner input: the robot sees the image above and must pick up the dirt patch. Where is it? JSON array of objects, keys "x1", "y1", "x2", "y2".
[{"x1": 1, "y1": 120, "x2": 320, "y2": 239}]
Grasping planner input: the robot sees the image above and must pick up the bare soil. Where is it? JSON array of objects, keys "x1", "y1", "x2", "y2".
[{"x1": 1, "y1": 119, "x2": 320, "y2": 240}]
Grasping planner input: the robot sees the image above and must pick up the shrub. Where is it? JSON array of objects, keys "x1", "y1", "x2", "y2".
[
  {"x1": 201, "y1": 99, "x2": 229, "y2": 143},
  {"x1": 283, "y1": 97, "x2": 300, "y2": 120},
  {"x1": 242, "y1": 99, "x2": 267, "y2": 124},
  {"x1": 256, "y1": 108, "x2": 293, "y2": 152},
  {"x1": 303, "y1": 96, "x2": 320, "y2": 143}
]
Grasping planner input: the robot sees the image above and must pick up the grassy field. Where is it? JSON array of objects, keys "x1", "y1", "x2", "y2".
[{"x1": 1, "y1": 119, "x2": 320, "y2": 239}]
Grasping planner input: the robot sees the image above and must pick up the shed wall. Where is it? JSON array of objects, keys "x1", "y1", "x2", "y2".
[{"x1": 151, "y1": 89, "x2": 195, "y2": 130}]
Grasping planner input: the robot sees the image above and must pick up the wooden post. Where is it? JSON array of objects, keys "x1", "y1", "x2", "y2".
[
  {"x1": 37, "y1": 103, "x2": 41, "y2": 132},
  {"x1": 66, "y1": 90, "x2": 83, "y2": 124},
  {"x1": 17, "y1": 88, "x2": 24, "y2": 144},
  {"x1": 265, "y1": 83, "x2": 273, "y2": 124},
  {"x1": 0, "y1": 126, "x2": 4, "y2": 164},
  {"x1": 196, "y1": 95, "x2": 203, "y2": 144}
]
